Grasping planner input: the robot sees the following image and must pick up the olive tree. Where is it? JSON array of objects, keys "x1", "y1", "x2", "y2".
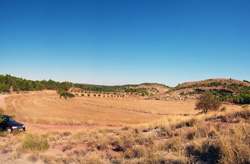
[{"x1": 195, "y1": 92, "x2": 221, "y2": 113}]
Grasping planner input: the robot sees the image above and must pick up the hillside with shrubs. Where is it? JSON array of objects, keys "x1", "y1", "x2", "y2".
[{"x1": 170, "y1": 78, "x2": 250, "y2": 104}]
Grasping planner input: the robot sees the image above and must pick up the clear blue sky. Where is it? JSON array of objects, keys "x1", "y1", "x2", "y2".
[{"x1": 0, "y1": 0, "x2": 250, "y2": 87}]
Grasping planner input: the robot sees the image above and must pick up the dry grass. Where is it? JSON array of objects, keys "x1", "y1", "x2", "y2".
[
  {"x1": 0, "y1": 107, "x2": 249, "y2": 163},
  {"x1": 4, "y1": 90, "x2": 200, "y2": 126},
  {"x1": 0, "y1": 91, "x2": 249, "y2": 163}
]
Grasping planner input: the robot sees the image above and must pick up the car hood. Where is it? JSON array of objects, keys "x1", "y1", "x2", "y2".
[{"x1": 7, "y1": 121, "x2": 23, "y2": 126}]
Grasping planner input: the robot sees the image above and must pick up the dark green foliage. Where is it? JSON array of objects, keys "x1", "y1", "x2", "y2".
[
  {"x1": 34, "y1": 82, "x2": 45, "y2": 91},
  {"x1": 0, "y1": 108, "x2": 5, "y2": 124},
  {"x1": 233, "y1": 94, "x2": 250, "y2": 104},
  {"x1": 0, "y1": 74, "x2": 72, "y2": 92},
  {"x1": 243, "y1": 80, "x2": 250, "y2": 84},
  {"x1": 195, "y1": 92, "x2": 222, "y2": 113},
  {"x1": 180, "y1": 92, "x2": 185, "y2": 95},
  {"x1": 58, "y1": 91, "x2": 75, "y2": 99},
  {"x1": 0, "y1": 83, "x2": 10, "y2": 92}
]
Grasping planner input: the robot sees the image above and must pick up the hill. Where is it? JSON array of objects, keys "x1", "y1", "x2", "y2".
[
  {"x1": 176, "y1": 78, "x2": 250, "y2": 88},
  {"x1": 0, "y1": 74, "x2": 169, "y2": 97},
  {"x1": 169, "y1": 78, "x2": 250, "y2": 104}
]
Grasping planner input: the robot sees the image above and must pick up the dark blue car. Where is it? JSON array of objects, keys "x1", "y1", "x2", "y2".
[{"x1": 0, "y1": 115, "x2": 25, "y2": 133}]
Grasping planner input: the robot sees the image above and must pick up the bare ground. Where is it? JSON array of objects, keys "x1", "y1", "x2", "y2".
[{"x1": 0, "y1": 95, "x2": 7, "y2": 109}]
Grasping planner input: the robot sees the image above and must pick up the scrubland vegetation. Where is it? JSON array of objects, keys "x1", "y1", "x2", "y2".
[
  {"x1": 0, "y1": 106, "x2": 249, "y2": 163},
  {"x1": 172, "y1": 79, "x2": 250, "y2": 104}
]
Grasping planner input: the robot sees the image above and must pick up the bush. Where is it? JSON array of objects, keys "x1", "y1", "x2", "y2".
[
  {"x1": 195, "y1": 92, "x2": 222, "y2": 113},
  {"x1": 22, "y1": 133, "x2": 50, "y2": 151},
  {"x1": 59, "y1": 91, "x2": 75, "y2": 99},
  {"x1": 221, "y1": 106, "x2": 227, "y2": 112},
  {"x1": 0, "y1": 108, "x2": 5, "y2": 123}
]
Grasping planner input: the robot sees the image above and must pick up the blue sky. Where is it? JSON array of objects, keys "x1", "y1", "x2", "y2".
[{"x1": 0, "y1": 0, "x2": 250, "y2": 87}]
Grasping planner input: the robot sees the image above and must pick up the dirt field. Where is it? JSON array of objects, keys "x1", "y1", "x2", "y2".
[
  {"x1": 1, "y1": 90, "x2": 241, "y2": 131},
  {"x1": 2, "y1": 91, "x2": 197, "y2": 125},
  {"x1": 0, "y1": 91, "x2": 247, "y2": 164}
]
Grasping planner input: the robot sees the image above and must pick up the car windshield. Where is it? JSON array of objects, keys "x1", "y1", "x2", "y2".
[{"x1": 4, "y1": 117, "x2": 15, "y2": 122}]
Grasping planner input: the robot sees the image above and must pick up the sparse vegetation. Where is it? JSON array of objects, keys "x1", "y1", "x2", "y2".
[{"x1": 1, "y1": 107, "x2": 249, "y2": 163}]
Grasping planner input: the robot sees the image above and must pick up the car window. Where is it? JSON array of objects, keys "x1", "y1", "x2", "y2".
[{"x1": 8, "y1": 117, "x2": 15, "y2": 122}]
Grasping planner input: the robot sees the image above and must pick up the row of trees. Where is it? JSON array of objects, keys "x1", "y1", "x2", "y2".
[
  {"x1": 74, "y1": 83, "x2": 123, "y2": 92},
  {"x1": 124, "y1": 88, "x2": 149, "y2": 96}
]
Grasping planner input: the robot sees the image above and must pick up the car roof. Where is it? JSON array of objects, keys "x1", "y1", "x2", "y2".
[{"x1": 3, "y1": 115, "x2": 11, "y2": 118}]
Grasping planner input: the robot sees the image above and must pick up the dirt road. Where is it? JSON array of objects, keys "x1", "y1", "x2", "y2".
[{"x1": 24, "y1": 122, "x2": 105, "y2": 132}]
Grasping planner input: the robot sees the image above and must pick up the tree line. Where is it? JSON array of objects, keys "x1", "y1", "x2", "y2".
[
  {"x1": 0, "y1": 74, "x2": 72, "y2": 93},
  {"x1": 0, "y1": 74, "x2": 154, "y2": 95}
]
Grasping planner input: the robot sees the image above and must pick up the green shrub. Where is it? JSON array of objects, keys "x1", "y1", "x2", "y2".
[
  {"x1": 0, "y1": 108, "x2": 5, "y2": 124},
  {"x1": 22, "y1": 133, "x2": 50, "y2": 151},
  {"x1": 59, "y1": 91, "x2": 75, "y2": 99}
]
